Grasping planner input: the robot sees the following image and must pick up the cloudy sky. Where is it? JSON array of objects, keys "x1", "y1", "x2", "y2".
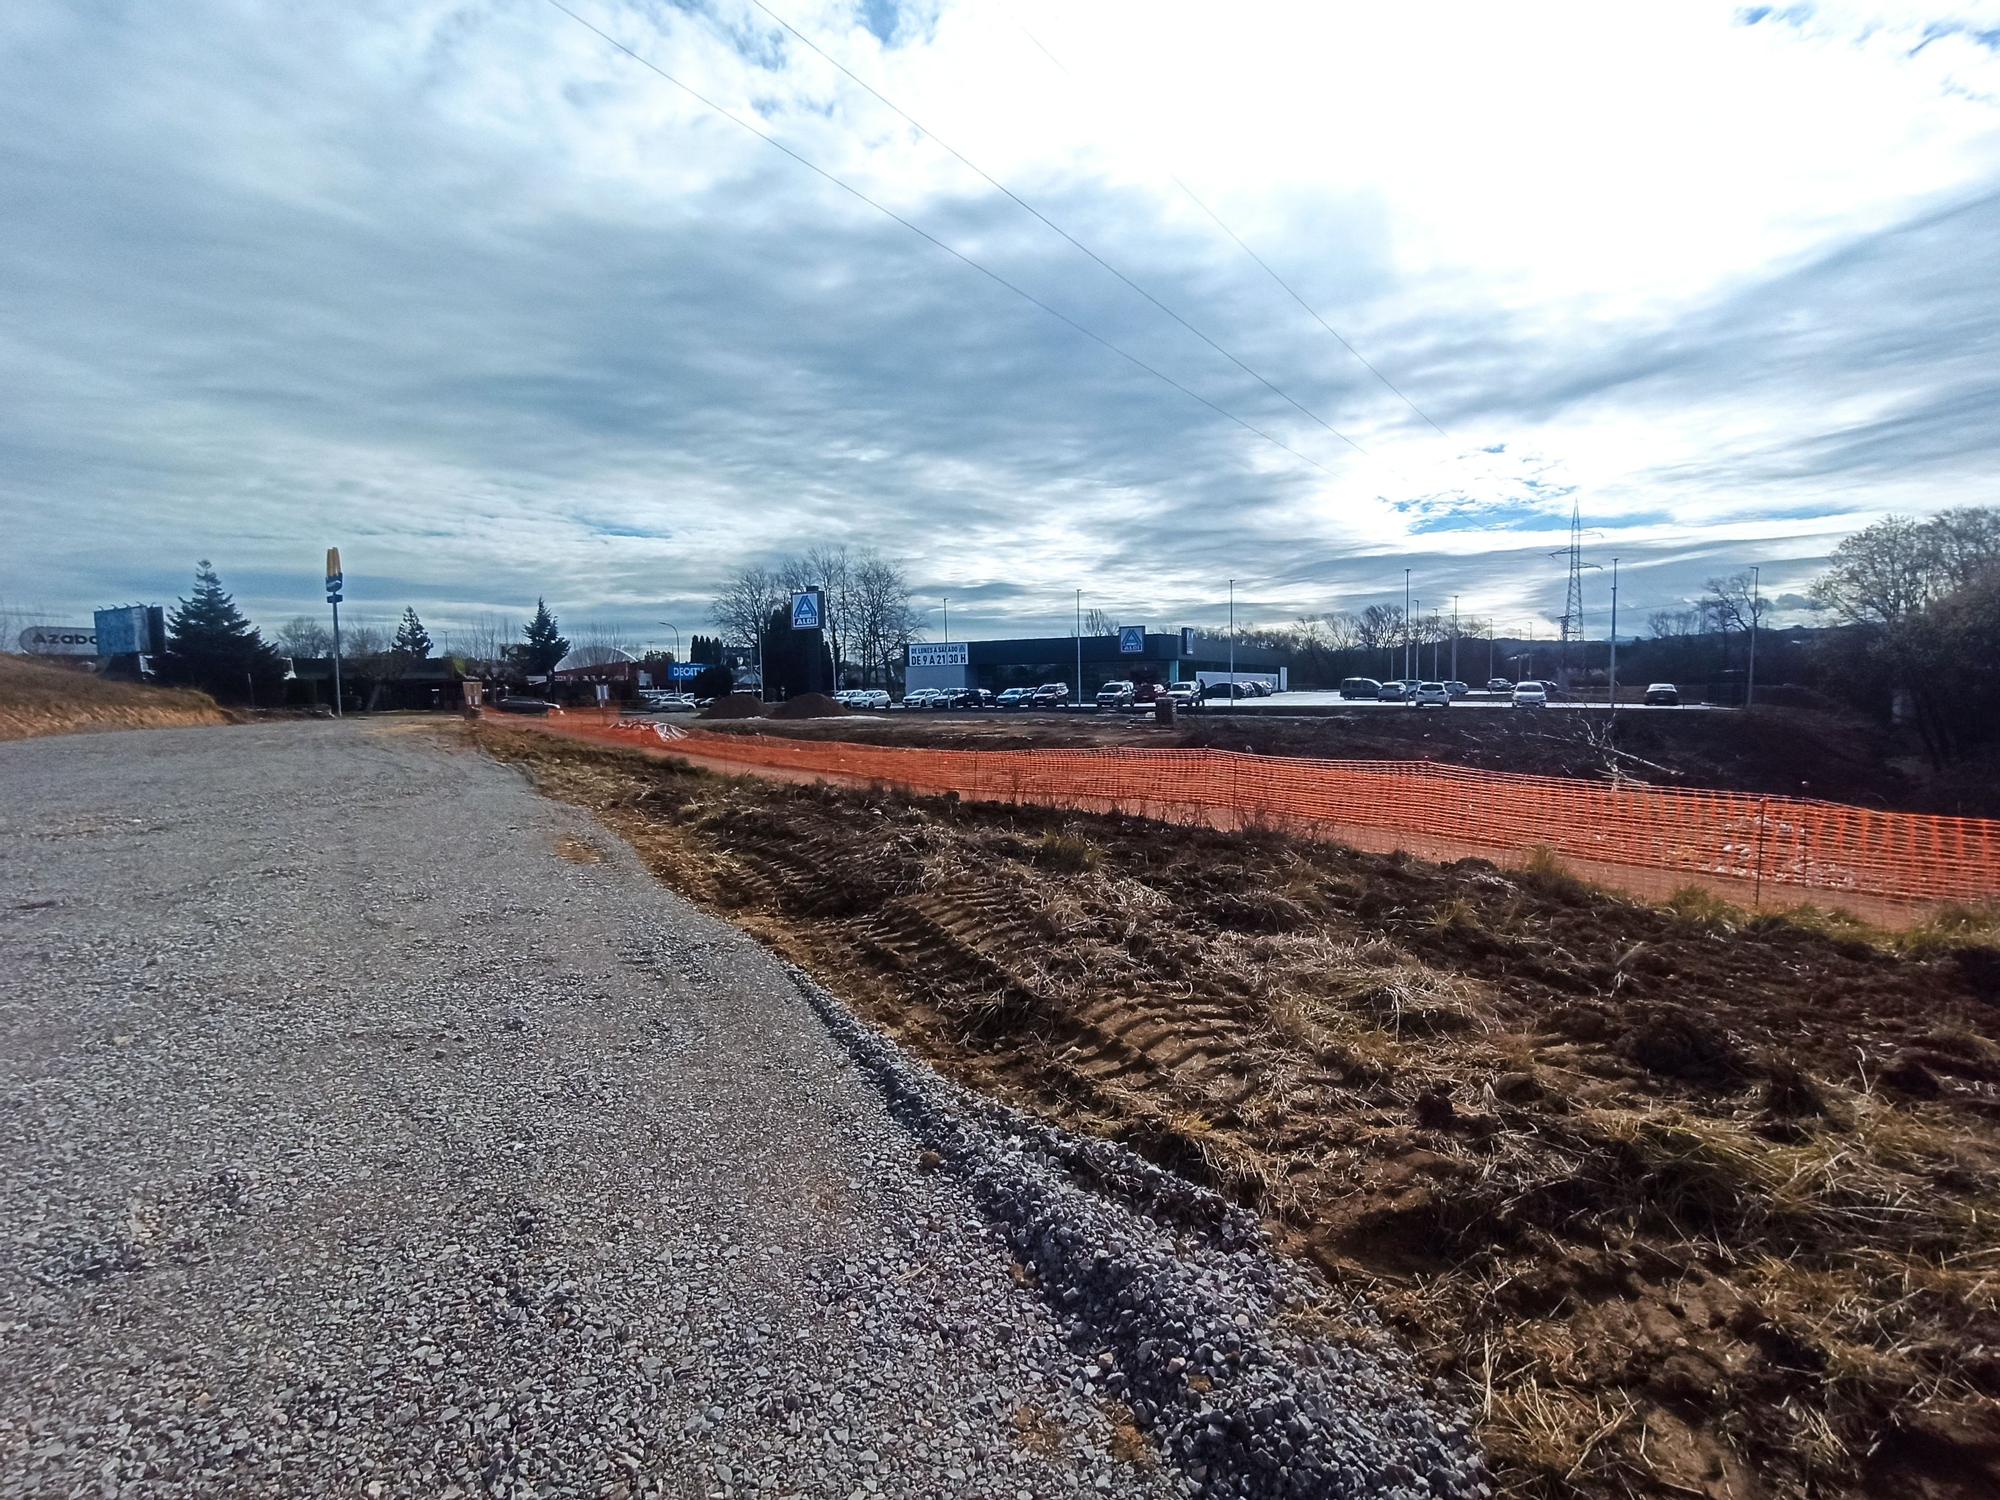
[{"x1": 4, "y1": 0, "x2": 1997, "y2": 649}]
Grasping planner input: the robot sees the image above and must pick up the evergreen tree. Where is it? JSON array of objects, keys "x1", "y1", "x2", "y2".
[
  {"x1": 165, "y1": 560, "x2": 284, "y2": 703},
  {"x1": 513, "y1": 598, "x2": 570, "y2": 677},
  {"x1": 391, "y1": 606, "x2": 433, "y2": 659}
]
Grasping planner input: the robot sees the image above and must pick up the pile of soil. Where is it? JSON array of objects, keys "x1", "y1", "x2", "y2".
[
  {"x1": 476, "y1": 720, "x2": 2000, "y2": 1500},
  {"x1": 768, "y1": 692, "x2": 850, "y2": 720},
  {"x1": 697, "y1": 694, "x2": 767, "y2": 721}
]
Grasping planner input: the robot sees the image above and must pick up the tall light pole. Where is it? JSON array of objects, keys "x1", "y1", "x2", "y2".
[
  {"x1": 1747, "y1": 565, "x2": 1760, "y2": 709},
  {"x1": 1608, "y1": 560, "x2": 1620, "y2": 715},
  {"x1": 657, "y1": 621, "x2": 679, "y2": 658},
  {"x1": 1403, "y1": 568, "x2": 1412, "y2": 680},
  {"x1": 942, "y1": 597, "x2": 949, "y2": 642},
  {"x1": 1451, "y1": 595, "x2": 1460, "y2": 684},
  {"x1": 1412, "y1": 598, "x2": 1420, "y2": 681},
  {"x1": 1074, "y1": 589, "x2": 1082, "y2": 705},
  {"x1": 1228, "y1": 578, "x2": 1237, "y2": 700}
]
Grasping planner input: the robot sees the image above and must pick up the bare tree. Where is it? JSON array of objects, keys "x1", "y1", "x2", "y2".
[
  {"x1": 1354, "y1": 603, "x2": 1405, "y2": 650},
  {"x1": 1810, "y1": 508, "x2": 2000, "y2": 629},
  {"x1": 339, "y1": 623, "x2": 388, "y2": 660},
  {"x1": 783, "y1": 545, "x2": 856, "y2": 680},
  {"x1": 850, "y1": 552, "x2": 919, "y2": 687},
  {"x1": 1082, "y1": 607, "x2": 1119, "y2": 636},
  {"x1": 275, "y1": 616, "x2": 333, "y2": 658},
  {"x1": 712, "y1": 567, "x2": 784, "y2": 652},
  {"x1": 445, "y1": 613, "x2": 515, "y2": 671}
]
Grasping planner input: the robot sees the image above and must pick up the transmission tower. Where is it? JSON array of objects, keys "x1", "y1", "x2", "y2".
[{"x1": 1558, "y1": 499, "x2": 1585, "y2": 689}]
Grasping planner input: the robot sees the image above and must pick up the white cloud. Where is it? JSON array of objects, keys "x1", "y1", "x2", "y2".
[{"x1": 1, "y1": 0, "x2": 1996, "y2": 642}]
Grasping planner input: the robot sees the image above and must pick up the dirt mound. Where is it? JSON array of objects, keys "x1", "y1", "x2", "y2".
[
  {"x1": 476, "y1": 720, "x2": 2000, "y2": 1500},
  {"x1": 769, "y1": 692, "x2": 850, "y2": 720},
  {"x1": 698, "y1": 694, "x2": 767, "y2": 720},
  {"x1": 0, "y1": 655, "x2": 230, "y2": 741}
]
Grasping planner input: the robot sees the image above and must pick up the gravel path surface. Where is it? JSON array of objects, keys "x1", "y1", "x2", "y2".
[{"x1": 0, "y1": 721, "x2": 1483, "y2": 1499}]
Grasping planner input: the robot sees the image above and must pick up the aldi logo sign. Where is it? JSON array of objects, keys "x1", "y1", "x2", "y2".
[
  {"x1": 1119, "y1": 626, "x2": 1146, "y2": 655},
  {"x1": 790, "y1": 590, "x2": 823, "y2": 630}
]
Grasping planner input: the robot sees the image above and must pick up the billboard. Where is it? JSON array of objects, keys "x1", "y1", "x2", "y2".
[
  {"x1": 908, "y1": 643, "x2": 969, "y2": 668},
  {"x1": 17, "y1": 625, "x2": 97, "y2": 657},
  {"x1": 94, "y1": 606, "x2": 161, "y2": 657},
  {"x1": 668, "y1": 662, "x2": 703, "y2": 681}
]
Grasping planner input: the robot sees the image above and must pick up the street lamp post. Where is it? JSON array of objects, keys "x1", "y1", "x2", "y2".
[
  {"x1": 1074, "y1": 589, "x2": 1082, "y2": 705},
  {"x1": 942, "y1": 597, "x2": 949, "y2": 643},
  {"x1": 657, "y1": 621, "x2": 679, "y2": 658},
  {"x1": 1228, "y1": 578, "x2": 1236, "y2": 701},
  {"x1": 1403, "y1": 568, "x2": 1412, "y2": 681},
  {"x1": 1608, "y1": 561, "x2": 1620, "y2": 715},
  {"x1": 1451, "y1": 595, "x2": 1459, "y2": 684}
]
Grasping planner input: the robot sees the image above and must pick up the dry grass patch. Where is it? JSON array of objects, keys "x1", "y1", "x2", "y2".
[{"x1": 0, "y1": 654, "x2": 229, "y2": 741}]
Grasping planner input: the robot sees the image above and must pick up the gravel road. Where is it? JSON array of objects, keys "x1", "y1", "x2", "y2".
[{"x1": 0, "y1": 721, "x2": 1483, "y2": 1499}]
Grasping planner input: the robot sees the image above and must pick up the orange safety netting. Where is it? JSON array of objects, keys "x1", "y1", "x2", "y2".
[{"x1": 504, "y1": 710, "x2": 2000, "y2": 920}]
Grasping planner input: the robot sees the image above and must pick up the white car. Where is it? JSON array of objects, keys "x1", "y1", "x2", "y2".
[
  {"x1": 1511, "y1": 683, "x2": 1549, "y2": 708},
  {"x1": 1411, "y1": 681, "x2": 1452, "y2": 707},
  {"x1": 900, "y1": 689, "x2": 942, "y2": 709},
  {"x1": 853, "y1": 689, "x2": 890, "y2": 710}
]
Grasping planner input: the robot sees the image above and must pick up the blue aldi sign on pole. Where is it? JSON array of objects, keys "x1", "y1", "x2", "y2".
[
  {"x1": 790, "y1": 590, "x2": 823, "y2": 630},
  {"x1": 1119, "y1": 625, "x2": 1146, "y2": 655}
]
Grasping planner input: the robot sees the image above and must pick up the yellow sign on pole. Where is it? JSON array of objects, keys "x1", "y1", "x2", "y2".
[{"x1": 325, "y1": 547, "x2": 342, "y2": 581}]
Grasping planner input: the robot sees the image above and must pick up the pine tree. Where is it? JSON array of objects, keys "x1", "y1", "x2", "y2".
[
  {"x1": 165, "y1": 560, "x2": 283, "y2": 702},
  {"x1": 514, "y1": 598, "x2": 570, "y2": 677},
  {"x1": 391, "y1": 606, "x2": 433, "y2": 659}
]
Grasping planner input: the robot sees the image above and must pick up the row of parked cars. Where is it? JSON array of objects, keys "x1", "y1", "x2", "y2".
[{"x1": 837, "y1": 679, "x2": 1268, "y2": 712}]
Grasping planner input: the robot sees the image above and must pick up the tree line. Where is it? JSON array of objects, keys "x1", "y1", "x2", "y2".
[{"x1": 710, "y1": 546, "x2": 921, "y2": 694}]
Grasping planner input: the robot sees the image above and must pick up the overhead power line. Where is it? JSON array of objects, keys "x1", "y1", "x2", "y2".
[
  {"x1": 538, "y1": 0, "x2": 1343, "y2": 479},
  {"x1": 744, "y1": 0, "x2": 1370, "y2": 459},
  {"x1": 1015, "y1": 20, "x2": 1456, "y2": 445}
]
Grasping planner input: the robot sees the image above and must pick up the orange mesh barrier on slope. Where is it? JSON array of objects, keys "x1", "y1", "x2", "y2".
[{"x1": 508, "y1": 711, "x2": 2000, "y2": 920}]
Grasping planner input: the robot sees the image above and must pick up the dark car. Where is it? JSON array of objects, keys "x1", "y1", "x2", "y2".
[
  {"x1": 1202, "y1": 680, "x2": 1254, "y2": 701},
  {"x1": 996, "y1": 686, "x2": 1034, "y2": 709},
  {"x1": 947, "y1": 687, "x2": 994, "y2": 709},
  {"x1": 1340, "y1": 677, "x2": 1384, "y2": 700},
  {"x1": 1029, "y1": 682, "x2": 1070, "y2": 707},
  {"x1": 1644, "y1": 682, "x2": 1681, "y2": 706}
]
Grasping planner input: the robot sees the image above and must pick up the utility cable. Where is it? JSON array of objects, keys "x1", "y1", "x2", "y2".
[
  {"x1": 744, "y1": 0, "x2": 1371, "y2": 459},
  {"x1": 539, "y1": 0, "x2": 1344, "y2": 479}
]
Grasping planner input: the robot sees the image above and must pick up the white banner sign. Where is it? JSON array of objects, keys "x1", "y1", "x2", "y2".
[
  {"x1": 908, "y1": 642, "x2": 969, "y2": 668},
  {"x1": 18, "y1": 626, "x2": 97, "y2": 657}
]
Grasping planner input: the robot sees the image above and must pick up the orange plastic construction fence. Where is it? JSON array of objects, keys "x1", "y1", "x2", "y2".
[{"x1": 504, "y1": 710, "x2": 2000, "y2": 924}]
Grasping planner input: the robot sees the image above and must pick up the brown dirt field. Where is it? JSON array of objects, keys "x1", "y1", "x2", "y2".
[
  {"x1": 706, "y1": 702, "x2": 1988, "y2": 816},
  {"x1": 0, "y1": 654, "x2": 230, "y2": 740},
  {"x1": 471, "y1": 722, "x2": 2000, "y2": 1500}
]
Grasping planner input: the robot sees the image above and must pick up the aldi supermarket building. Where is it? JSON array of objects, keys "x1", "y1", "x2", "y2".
[{"x1": 902, "y1": 627, "x2": 1288, "y2": 700}]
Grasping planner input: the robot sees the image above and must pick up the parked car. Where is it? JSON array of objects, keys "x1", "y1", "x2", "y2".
[
  {"x1": 946, "y1": 687, "x2": 994, "y2": 709},
  {"x1": 1443, "y1": 681, "x2": 1470, "y2": 698},
  {"x1": 1511, "y1": 682, "x2": 1549, "y2": 708},
  {"x1": 1376, "y1": 680, "x2": 1409, "y2": 702},
  {"x1": 1644, "y1": 682, "x2": 1681, "y2": 706},
  {"x1": 1096, "y1": 680, "x2": 1137, "y2": 709},
  {"x1": 1340, "y1": 677, "x2": 1383, "y2": 700},
  {"x1": 851, "y1": 688, "x2": 890, "y2": 709},
  {"x1": 1029, "y1": 682, "x2": 1070, "y2": 707},
  {"x1": 1164, "y1": 682, "x2": 1197, "y2": 706},
  {"x1": 900, "y1": 688, "x2": 943, "y2": 709},
  {"x1": 1202, "y1": 680, "x2": 1255, "y2": 700},
  {"x1": 1485, "y1": 677, "x2": 1511, "y2": 692},
  {"x1": 996, "y1": 686, "x2": 1035, "y2": 709},
  {"x1": 1412, "y1": 681, "x2": 1452, "y2": 708},
  {"x1": 1132, "y1": 682, "x2": 1166, "y2": 704}
]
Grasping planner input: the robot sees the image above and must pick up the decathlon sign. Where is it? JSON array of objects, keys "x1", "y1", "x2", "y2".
[
  {"x1": 18, "y1": 625, "x2": 97, "y2": 657},
  {"x1": 908, "y1": 642, "x2": 969, "y2": 669}
]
